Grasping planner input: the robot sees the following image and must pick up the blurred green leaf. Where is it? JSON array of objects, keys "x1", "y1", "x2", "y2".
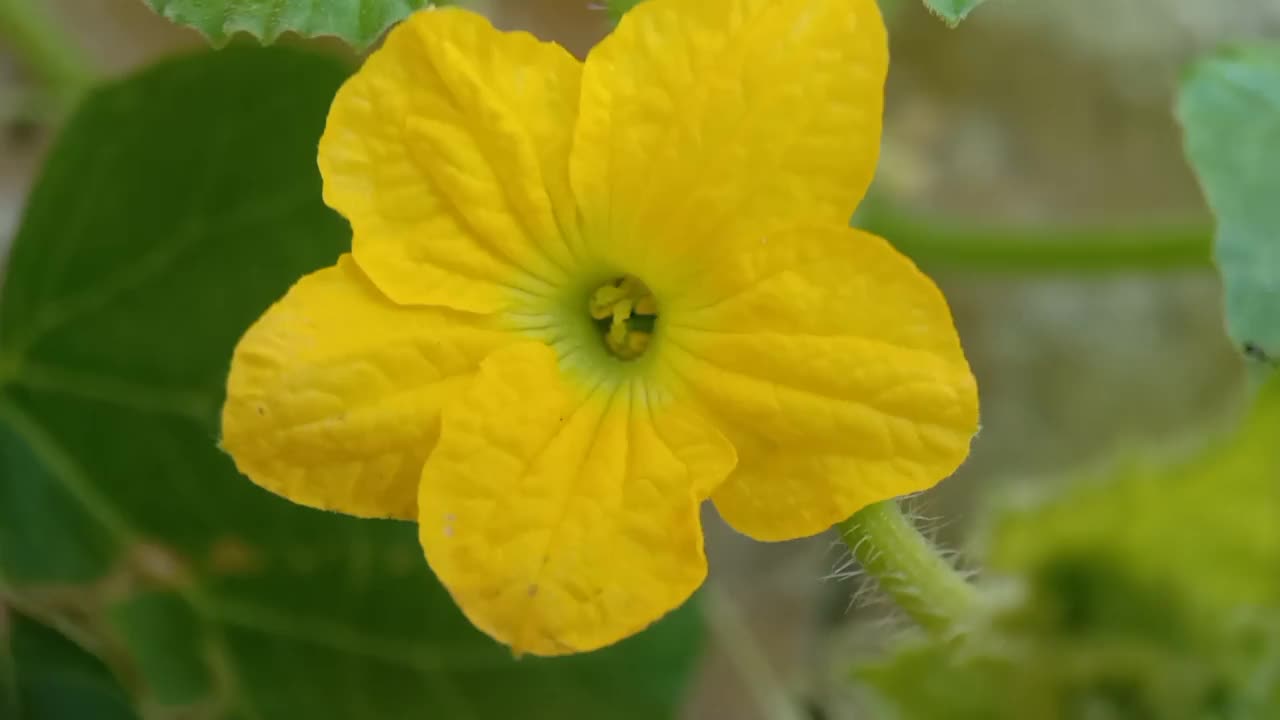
[
  {"x1": 860, "y1": 375, "x2": 1280, "y2": 719},
  {"x1": 1179, "y1": 46, "x2": 1280, "y2": 367},
  {"x1": 859, "y1": 642, "x2": 1005, "y2": 720},
  {"x1": 0, "y1": 46, "x2": 701, "y2": 718},
  {"x1": 139, "y1": 0, "x2": 441, "y2": 49},
  {"x1": 1, "y1": 610, "x2": 140, "y2": 720},
  {"x1": 989, "y1": 373, "x2": 1280, "y2": 611},
  {"x1": 923, "y1": 0, "x2": 985, "y2": 26},
  {"x1": 860, "y1": 603, "x2": 1280, "y2": 720}
]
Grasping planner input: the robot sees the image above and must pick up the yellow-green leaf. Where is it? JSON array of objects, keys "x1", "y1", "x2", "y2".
[
  {"x1": 989, "y1": 372, "x2": 1280, "y2": 610},
  {"x1": 860, "y1": 374, "x2": 1280, "y2": 719}
]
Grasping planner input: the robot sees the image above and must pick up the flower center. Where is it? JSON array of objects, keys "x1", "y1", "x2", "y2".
[{"x1": 588, "y1": 275, "x2": 658, "y2": 361}]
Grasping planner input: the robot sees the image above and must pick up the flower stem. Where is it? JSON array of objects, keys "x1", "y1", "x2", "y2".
[
  {"x1": 858, "y1": 204, "x2": 1214, "y2": 273},
  {"x1": 0, "y1": 0, "x2": 93, "y2": 114},
  {"x1": 837, "y1": 500, "x2": 979, "y2": 636}
]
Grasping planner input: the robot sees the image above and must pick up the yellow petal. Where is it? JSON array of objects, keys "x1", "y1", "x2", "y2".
[
  {"x1": 419, "y1": 343, "x2": 734, "y2": 655},
  {"x1": 222, "y1": 256, "x2": 511, "y2": 519},
  {"x1": 662, "y1": 227, "x2": 979, "y2": 541},
  {"x1": 571, "y1": 0, "x2": 887, "y2": 291},
  {"x1": 319, "y1": 8, "x2": 583, "y2": 313}
]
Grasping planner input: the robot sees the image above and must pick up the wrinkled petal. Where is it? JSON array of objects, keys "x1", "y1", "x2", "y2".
[
  {"x1": 419, "y1": 343, "x2": 735, "y2": 655},
  {"x1": 319, "y1": 8, "x2": 583, "y2": 313},
  {"x1": 571, "y1": 0, "x2": 886, "y2": 293},
  {"x1": 660, "y1": 227, "x2": 978, "y2": 541},
  {"x1": 222, "y1": 256, "x2": 511, "y2": 519}
]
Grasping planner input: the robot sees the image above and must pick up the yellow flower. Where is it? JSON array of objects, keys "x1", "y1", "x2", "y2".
[{"x1": 221, "y1": 0, "x2": 978, "y2": 655}]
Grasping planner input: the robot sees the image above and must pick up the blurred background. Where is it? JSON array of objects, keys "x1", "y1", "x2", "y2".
[{"x1": 1, "y1": 1, "x2": 1272, "y2": 717}]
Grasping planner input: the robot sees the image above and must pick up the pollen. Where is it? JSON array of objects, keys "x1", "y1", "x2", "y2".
[{"x1": 589, "y1": 276, "x2": 658, "y2": 360}]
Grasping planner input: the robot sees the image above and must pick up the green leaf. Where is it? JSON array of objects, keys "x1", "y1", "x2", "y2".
[
  {"x1": 922, "y1": 0, "x2": 985, "y2": 26},
  {"x1": 860, "y1": 606, "x2": 1280, "y2": 720},
  {"x1": 0, "y1": 46, "x2": 701, "y2": 717},
  {"x1": 1179, "y1": 46, "x2": 1280, "y2": 367},
  {"x1": 140, "y1": 0, "x2": 440, "y2": 49},
  {"x1": 1, "y1": 610, "x2": 140, "y2": 720},
  {"x1": 988, "y1": 372, "x2": 1280, "y2": 611},
  {"x1": 859, "y1": 375, "x2": 1280, "y2": 719},
  {"x1": 858, "y1": 642, "x2": 1005, "y2": 720}
]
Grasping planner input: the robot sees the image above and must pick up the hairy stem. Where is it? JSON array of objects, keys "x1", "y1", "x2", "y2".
[
  {"x1": 838, "y1": 500, "x2": 979, "y2": 636},
  {"x1": 0, "y1": 0, "x2": 93, "y2": 113}
]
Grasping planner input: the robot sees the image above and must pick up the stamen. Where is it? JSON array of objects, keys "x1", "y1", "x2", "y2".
[{"x1": 589, "y1": 276, "x2": 657, "y2": 360}]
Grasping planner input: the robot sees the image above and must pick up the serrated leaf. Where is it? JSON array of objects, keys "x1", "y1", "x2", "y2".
[
  {"x1": 141, "y1": 0, "x2": 440, "y2": 49},
  {"x1": 1, "y1": 611, "x2": 140, "y2": 720},
  {"x1": 0, "y1": 46, "x2": 701, "y2": 717},
  {"x1": 1179, "y1": 46, "x2": 1280, "y2": 367},
  {"x1": 923, "y1": 0, "x2": 985, "y2": 26}
]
